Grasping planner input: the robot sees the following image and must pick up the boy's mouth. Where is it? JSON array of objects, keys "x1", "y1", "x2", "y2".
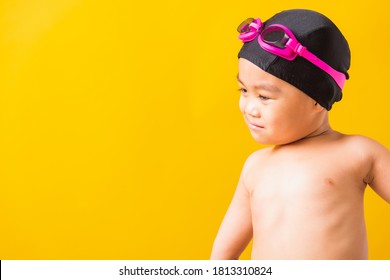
[{"x1": 247, "y1": 121, "x2": 264, "y2": 130}]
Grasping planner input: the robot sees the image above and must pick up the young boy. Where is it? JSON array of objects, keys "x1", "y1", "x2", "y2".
[{"x1": 210, "y1": 9, "x2": 390, "y2": 260}]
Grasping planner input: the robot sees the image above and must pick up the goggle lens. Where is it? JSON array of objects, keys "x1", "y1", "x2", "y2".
[
  {"x1": 237, "y1": 18, "x2": 255, "y2": 33},
  {"x1": 261, "y1": 27, "x2": 290, "y2": 49}
]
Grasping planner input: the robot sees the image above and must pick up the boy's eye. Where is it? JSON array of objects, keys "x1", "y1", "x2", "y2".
[
  {"x1": 258, "y1": 95, "x2": 269, "y2": 101},
  {"x1": 238, "y1": 88, "x2": 247, "y2": 95},
  {"x1": 238, "y1": 89, "x2": 270, "y2": 101}
]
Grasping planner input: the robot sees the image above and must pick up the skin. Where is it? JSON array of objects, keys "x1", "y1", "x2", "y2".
[{"x1": 210, "y1": 58, "x2": 390, "y2": 260}]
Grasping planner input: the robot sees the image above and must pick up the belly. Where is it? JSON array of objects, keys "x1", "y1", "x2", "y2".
[
  {"x1": 250, "y1": 180, "x2": 367, "y2": 259},
  {"x1": 251, "y1": 214, "x2": 368, "y2": 259}
]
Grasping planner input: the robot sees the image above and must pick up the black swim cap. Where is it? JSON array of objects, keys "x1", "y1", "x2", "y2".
[{"x1": 238, "y1": 9, "x2": 350, "y2": 110}]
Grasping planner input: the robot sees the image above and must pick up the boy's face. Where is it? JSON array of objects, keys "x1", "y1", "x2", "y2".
[{"x1": 238, "y1": 58, "x2": 325, "y2": 145}]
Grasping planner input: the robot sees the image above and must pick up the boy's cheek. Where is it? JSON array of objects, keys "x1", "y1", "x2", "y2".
[{"x1": 238, "y1": 98, "x2": 245, "y2": 114}]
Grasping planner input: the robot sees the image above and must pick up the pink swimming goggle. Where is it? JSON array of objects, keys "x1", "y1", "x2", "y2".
[{"x1": 237, "y1": 18, "x2": 346, "y2": 89}]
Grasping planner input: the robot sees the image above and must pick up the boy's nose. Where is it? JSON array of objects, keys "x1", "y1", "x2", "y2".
[{"x1": 245, "y1": 99, "x2": 261, "y2": 118}]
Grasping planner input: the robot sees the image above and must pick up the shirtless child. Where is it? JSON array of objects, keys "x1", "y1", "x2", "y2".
[{"x1": 210, "y1": 9, "x2": 390, "y2": 260}]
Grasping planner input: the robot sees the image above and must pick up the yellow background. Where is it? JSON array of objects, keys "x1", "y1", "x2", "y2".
[{"x1": 1, "y1": 0, "x2": 389, "y2": 259}]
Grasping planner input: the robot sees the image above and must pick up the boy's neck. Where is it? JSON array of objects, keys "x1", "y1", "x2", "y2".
[
  {"x1": 302, "y1": 124, "x2": 333, "y2": 140},
  {"x1": 276, "y1": 118, "x2": 336, "y2": 148}
]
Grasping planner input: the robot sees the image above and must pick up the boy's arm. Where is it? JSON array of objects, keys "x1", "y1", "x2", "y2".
[
  {"x1": 210, "y1": 171, "x2": 253, "y2": 260},
  {"x1": 366, "y1": 139, "x2": 390, "y2": 203}
]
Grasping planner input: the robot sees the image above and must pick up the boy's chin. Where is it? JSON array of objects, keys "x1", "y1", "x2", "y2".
[
  {"x1": 250, "y1": 134, "x2": 292, "y2": 146},
  {"x1": 250, "y1": 134, "x2": 275, "y2": 145}
]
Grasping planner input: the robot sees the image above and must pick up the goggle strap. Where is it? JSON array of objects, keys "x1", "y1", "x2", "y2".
[{"x1": 290, "y1": 43, "x2": 346, "y2": 89}]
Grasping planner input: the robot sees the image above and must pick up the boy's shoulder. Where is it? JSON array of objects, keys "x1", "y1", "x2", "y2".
[
  {"x1": 242, "y1": 133, "x2": 385, "y2": 168},
  {"x1": 336, "y1": 134, "x2": 389, "y2": 166},
  {"x1": 339, "y1": 134, "x2": 385, "y2": 153},
  {"x1": 246, "y1": 147, "x2": 272, "y2": 162},
  {"x1": 241, "y1": 147, "x2": 273, "y2": 174},
  {"x1": 339, "y1": 133, "x2": 377, "y2": 143}
]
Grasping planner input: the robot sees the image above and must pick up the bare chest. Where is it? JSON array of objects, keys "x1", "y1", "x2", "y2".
[{"x1": 246, "y1": 151, "x2": 367, "y2": 215}]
